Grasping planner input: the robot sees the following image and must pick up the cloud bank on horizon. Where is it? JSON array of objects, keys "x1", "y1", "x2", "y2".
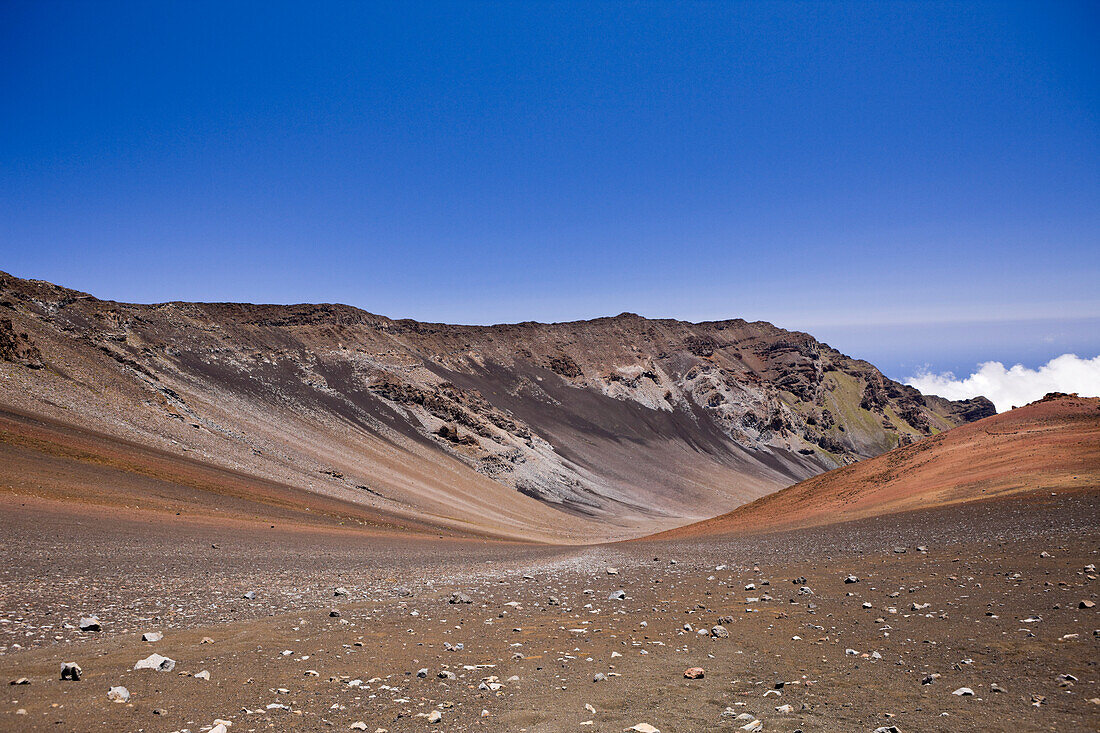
[{"x1": 908, "y1": 354, "x2": 1100, "y2": 414}]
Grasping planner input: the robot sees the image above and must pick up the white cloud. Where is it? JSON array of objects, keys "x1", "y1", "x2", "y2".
[{"x1": 908, "y1": 353, "x2": 1100, "y2": 413}]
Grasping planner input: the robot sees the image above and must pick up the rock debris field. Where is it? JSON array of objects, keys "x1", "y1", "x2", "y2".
[{"x1": 1, "y1": 494, "x2": 1097, "y2": 732}]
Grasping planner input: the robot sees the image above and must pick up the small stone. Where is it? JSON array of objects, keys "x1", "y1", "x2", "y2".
[
  {"x1": 79, "y1": 616, "x2": 101, "y2": 631},
  {"x1": 606, "y1": 567, "x2": 619, "y2": 575},
  {"x1": 417, "y1": 668, "x2": 428, "y2": 678},
  {"x1": 710, "y1": 625, "x2": 729, "y2": 638},
  {"x1": 334, "y1": 587, "x2": 349, "y2": 596},
  {"x1": 625, "y1": 725, "x2": 660, "y2": 733},
  {"x1": 134, "y1": 653, "x2": 175, "y2": 672},
  {"x1": 427, "y1": 710, "x2": 442, "y2": 723},
  {"x1": 844, "y1": 575, "x2": 859, "y2": 584},
  {"x1": 952, "y1": 687, "x2": 974, "y2": 696},
  {"x1": 107, "y1": 686, "x2": 130, "y2": 703},
  {"x1": 194, "y1": 670, "x2": 211, "y2": 680},
  {"x1": 1080, "y1": 600, "x2": 1095, "y2": 609},
  {"x1": 990, "y1": 682, "x2": 1006, "y2": 693},
  {"x1": 329, "y1": 610, "x2": 341, "y2": 617},
  {"x1": 142, "y1": 631, "x2": 163, "y2": 642},
  {"x1": 200, "y1": 636, "x2": 214, "y2": 644},
  {"x1": 243, "y1": 591, "x2": 256, "y2": 600},
  {"x1": 60, "y1": 663, "x2": 81, "y2": 681},
  {"x1": 684, "y1": 667, "x2": 705, "y2": 679},
  {"x1": 350, "y1": 724, "x2": 368, "y2": 731},
  {"x1": 593, "y1": 673, "x2": 607, "y2": 682},
  {"x1": 449, "y1": 592, "x2": 472, "y2": 605},
  {"x1": 10, "y1": 677, "x2": 29, "y2": 685},
  {"x1": 740, "y1": 721, "x2": 763, "y2": 732},
  {"x1": 609, "y1": 590, "x2": 626, "y2": 600}
]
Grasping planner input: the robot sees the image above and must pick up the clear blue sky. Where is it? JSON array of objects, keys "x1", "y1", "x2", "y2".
[{"x1": 2, "y1": 1, "x2": 1098, "y2": 381}]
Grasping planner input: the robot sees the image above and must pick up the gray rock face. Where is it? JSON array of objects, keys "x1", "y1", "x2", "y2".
[
  {"x1": 79, "y1": 616, "x2": 101, "y2": 631},
  {"x1": 60, "y1": 663, "x2": 81, "y2": 681},
  {"x1": 609, "y1": 590, "x2": 626, "y2": 600},
  {"x1": 107, "y1": 686, "x2": 130, "y2": 702},
  {"x1": 134, "y1": 653, "x2": 176, "y2": 672},
  {"x1": 449, "y1": 592, "x2": 473, "y2": 604},
  {"x1": 242, "y1": 591, "x2": 256, "y2": 600},
  {"x1": 711, "y1": 624, "x2": 730, "y2": 638},
  {"x1": 141, "y1": 631, "x2": 162, "y2": 642}
]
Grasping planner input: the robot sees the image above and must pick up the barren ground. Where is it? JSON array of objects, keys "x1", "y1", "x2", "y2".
[{"x1": 2, "y1": 493, "x2": 1097, "y2": 732}]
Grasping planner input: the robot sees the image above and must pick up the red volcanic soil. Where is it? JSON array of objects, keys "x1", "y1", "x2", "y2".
[
  {"x1": 0, "y1": 406, "x2": 505, "y2": 541},
  {"x1": 653, "y1": 394, "x2": 1100, "y2": 540}
]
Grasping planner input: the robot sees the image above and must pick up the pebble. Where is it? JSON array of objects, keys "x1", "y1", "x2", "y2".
[
  {"x1": 684, "y1": 667, "x2": 705, "y2": 679},
  {"x1": 60, "y1": 662, "x2": 81, "y2": 681},
  {"x1": 142, "y1": 631, "x2": 163, "y2": 642},
  {"x1": 107, "y1": 686, "x2": 130, "y2": 702},
  {"x1": 952, "y1": 687, "x2": 974, "y2": 696}
]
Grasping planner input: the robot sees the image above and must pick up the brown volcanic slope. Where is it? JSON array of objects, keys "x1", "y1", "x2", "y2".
[
  {"x1": 653, "y1": 393, "x2": 1100, "y2": 540},
  {"x1": 0, "y1": 271, "x2": 991, "y2": 541}
]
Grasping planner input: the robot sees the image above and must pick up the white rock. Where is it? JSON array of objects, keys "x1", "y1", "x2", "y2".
[
  {"x1": 953, "y1": 687, "x2": 975, "y2": 696},
  {"x1": 107, "y1": 686, "x2": 130, "y2": 702},
  {"x1": 134, "y1": 653, "x2": 175, "y2": 672}
]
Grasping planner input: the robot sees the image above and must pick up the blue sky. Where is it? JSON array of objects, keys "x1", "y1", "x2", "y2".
[{"x1": 1, "y1": 1, "x2": 1098, "y2": 383}]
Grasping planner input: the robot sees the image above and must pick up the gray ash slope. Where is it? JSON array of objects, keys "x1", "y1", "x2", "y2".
[{"x1": 0, "y1": 271, "x2": 992, "y2": 540}]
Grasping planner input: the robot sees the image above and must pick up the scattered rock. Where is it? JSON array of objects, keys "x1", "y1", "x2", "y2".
[
  {"x1": 952, "y1": 687, "x2": 975, "y2": 696},
  {"x1": 107, "y1": 686, "x2": 130, "y2": 703},
  {"x1": 60, "y1": 663, "x2": 81, "y2": 681},
  {"x1": 142, "y1": 631, "x2": 163, "y2": 642},
  {"x1": 79, "y1": 616, "x2": 101, "y2": 631},
  {"x1": 684, "y1": 667, "x2": 705, "y2": 679},
  {"x1": 134, "y1": 653, "x2": 176, "y2": 672}
]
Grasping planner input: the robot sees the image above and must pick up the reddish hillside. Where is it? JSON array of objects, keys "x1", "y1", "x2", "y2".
[{"x1": 652, "y1": 393, "x2": 1100, "y2": 539}]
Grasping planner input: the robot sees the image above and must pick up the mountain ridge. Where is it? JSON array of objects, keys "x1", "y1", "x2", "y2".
[{"x1": 0, "y1": 270, "x2": 994, "y2": 541}]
